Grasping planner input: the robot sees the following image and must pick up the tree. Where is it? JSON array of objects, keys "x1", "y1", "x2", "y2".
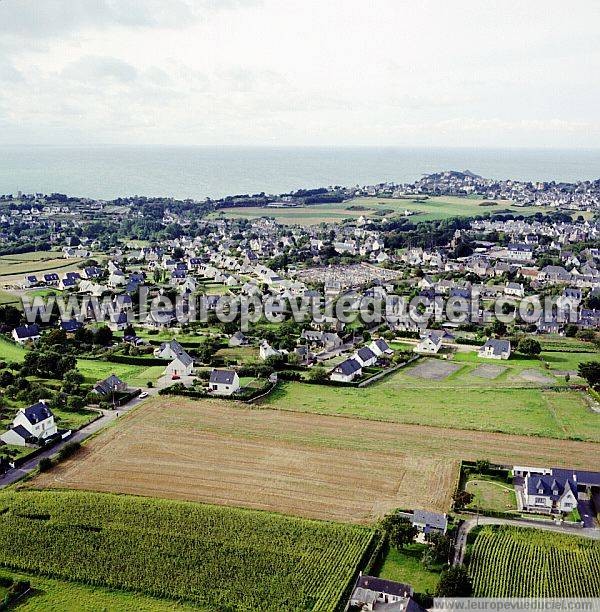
[
  {"x1": 578, "y1": 361, "x2": 600, "y2": 388},
  {"x1": 307, "y1": 366, "x2": 327, "y2": 382},
  {"x1": 422, "y1": 532, "x2": 454, "y2": 567},
  {"x1": 517, "y1": 337, "x2": 541, "y2": 356},
  {"x1": 381, "y1": 514, "x2": 418, "y2": 550},
  {"x1": 435, "y1": 565, "x2": 473, "y2": 597},
  {"x1": 94, "y1": 326, "x2": 113, "y2": 346},
  {"x1": 475, "y1": 459, "x2": 491, "y2": 474},
  {"x1": 452, "y1": 490, "x2": 474, "y2": 509},
  {"x1": 61, "y1": 369, "x2": 84, "y2": 394}
]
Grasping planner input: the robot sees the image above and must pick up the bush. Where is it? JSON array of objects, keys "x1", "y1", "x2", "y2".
[
  {"x1": 147, "y1": 381, "x2": 154, "y2": 388},
  {"x1": 38, "y1": 457, "x2": 53, "y2": 472},
  {"x1": 58, "y1": 442, "x2": 81, "y2": 462}
]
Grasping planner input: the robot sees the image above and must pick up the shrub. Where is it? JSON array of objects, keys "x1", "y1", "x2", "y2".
[{"x1": 38, "y1": 458, "x2": 53, "y2": 472}]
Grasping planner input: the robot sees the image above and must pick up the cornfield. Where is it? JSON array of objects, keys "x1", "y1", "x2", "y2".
[
  {"x1": 0, "y1": 491, "x2": 375, "y2": 611},
  {"x1": 469, "y1": 526, "x2": 600, "y2": 597}
]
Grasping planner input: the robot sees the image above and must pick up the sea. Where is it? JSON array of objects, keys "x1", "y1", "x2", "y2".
[{"x1": 1, "y1": 146, "x2": 599, "y2": 201}]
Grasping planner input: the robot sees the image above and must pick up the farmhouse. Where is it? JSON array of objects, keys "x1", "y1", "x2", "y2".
[
  {"x1": 12, "y1": 324, "x2": 41, "y2": 344},
  {"x1": 92, "y1": 374, "x2": 128, "y2": 396},
  {"x1": 349, "y1": 574, "x2": 414, "y2": 612},
  {"x1": 330, "y1": 358, "x2": 362, "y2": 383},
  {"x1": 411, "y1": 509, "x2": 448, "y2": 535},
  {"x1": 208, "y1": 369, "x2": 240, "y2": 396},
  {"x1": 0, "y1": 401, "x2": 57, "y2": 447},
  {"x1": 478, "y1": 338, "x2": 511, "y2": 360},
  {"x1": 165, "y1": 352, "x2": 194, "y2": 377}
]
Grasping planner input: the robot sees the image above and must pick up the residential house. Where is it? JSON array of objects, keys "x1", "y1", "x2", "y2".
[
  {"x1": 259, "y1": 340, "x2": 280, "y2": 361},
  {"x1": 330, "y1": 358, "x2": 362, "y2": 383},
  {"x1": 154, "y1": 339, "x2": 186, "y2": 360},
  {"x1": 92, "y1": 374, "x2": 128, "y2": 396},
  {"x1": 12, "y1": 324, "x2": 41, "y2": 344},
  {"x1": 0, "y1": 401, "x2": 57, "y2": 447},
  {"x1": 411, "y1": 509, "x2": 448, "y2": 535},
  {"x1": 165, "y1": 352, "x2": 194, "y2": 377},
  {"x1": 228, "y1": 331, "x2": 248, "y2": 347},
  {"x1": 354, "y1": 346, "x2": 377, "y2": 367},
  {"x1": 478, "y1": 338, "x2": 511, "y2": 360},
  {"x1": 414, "y1": 331, "x2": 443, "y2": 355},
  {"x1": 349, "y1": 574, "x2": 414, "y2": 612},
  {"x1": 368, "y1": 338, "x2": 393, "y2": 358},
  {"x1": 208, "y1": 369, "x2": 240, "y2": 396}
]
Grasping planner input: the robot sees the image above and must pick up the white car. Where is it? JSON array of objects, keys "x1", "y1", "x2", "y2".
[{"x1": 139, "y1": 392, "x2": 149, "y2": 399}]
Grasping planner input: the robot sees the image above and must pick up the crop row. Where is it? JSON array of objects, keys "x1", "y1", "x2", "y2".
[
  {"x1": 0, "y1": 491, "x2": 374, "y2": 611},
  {"x1": 469, "y1": 526, "x2": 600, "y2": 597}
]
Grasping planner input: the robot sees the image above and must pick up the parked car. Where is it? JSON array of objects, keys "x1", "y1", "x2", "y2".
[{"x1": 139, "y1": 392, "x2": 149, "y2": 399}]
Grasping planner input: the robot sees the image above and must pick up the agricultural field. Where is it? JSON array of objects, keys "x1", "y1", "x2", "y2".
[
  {"x1": 210, "y1": 196, "x2": 543, "y2": 226},
  {"x1": 469, "y1": 526, "x2": 600, "y2": 597},
  {"x1": 0, "y1": 490, "x2": 375, "y2": 612},
  {"x1": 33, "y1": 398, "x2": 600, "y2": 522},
  {"x1": 0, "y1": 568, "x2": 200, "y2": 611},
  {"x1": 264, "y1": 368, "x2": 600, "y2": 441}
]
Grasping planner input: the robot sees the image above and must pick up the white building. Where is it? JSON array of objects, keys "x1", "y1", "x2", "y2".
[
  {"x1": 208, "y1": 369, "x2": 240, "y2": 396},
  {"x1": 0, "y1": 401, "x2": 57, "y2": 447}
]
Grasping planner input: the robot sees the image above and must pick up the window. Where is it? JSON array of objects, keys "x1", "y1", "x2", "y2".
[{"x1": 534, "y1": 497, "x2": 546, "y2": 505}]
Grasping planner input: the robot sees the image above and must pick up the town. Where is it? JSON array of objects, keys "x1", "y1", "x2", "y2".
[{"x1": 0, "y1": 173, "x2": 598, "y2": 610}]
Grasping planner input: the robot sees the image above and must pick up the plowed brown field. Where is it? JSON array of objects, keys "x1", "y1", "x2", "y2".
[{"x1": 32, "y1": 397, "x2": 600, "y2": 524}]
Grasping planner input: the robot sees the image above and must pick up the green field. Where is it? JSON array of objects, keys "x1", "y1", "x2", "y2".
[
  {"x1": 469, "y1": 526, "x2": 600, "y2": 597},
  {"x1": 0, "y1": 490, "x2": 375, "y2": 611},
  {"x1": 210, "y1": 196, "x2": 543, "y2": 226},
  {"x1": 0, "y1": 569, "x2": 200, "y2": 611},
  {"x1": 0, "y1": 336, "x2": 26, "y2": 363},
  {"x1": 263, "y1": 360, "x2": 600, "y2": 441},
  {"x1": 76, "y1": 358, "x2": 165, "y2": 386},
  {"x1": 377, "y1": 543, "x2": 441, "y2": 594},
  {"x1": 465, "y1": 476, "x2": 517, "y2": 513}
]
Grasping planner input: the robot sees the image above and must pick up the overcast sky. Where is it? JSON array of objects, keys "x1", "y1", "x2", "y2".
[{"x1": 1, "y1": 0, "x2": 599, "y2": 147}]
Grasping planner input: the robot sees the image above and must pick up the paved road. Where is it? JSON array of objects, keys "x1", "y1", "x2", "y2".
[
  {"x1": 0, "y1": 387, "x2": 159, "y2": 489},
  {"x1": 453, "y1": 516, "x2": 600, "y2": 565}
]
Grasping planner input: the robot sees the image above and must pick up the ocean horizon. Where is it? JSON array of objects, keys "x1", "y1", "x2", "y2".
[{"x1": 1, "y1": 145, "x2": 600, "y2": 201}]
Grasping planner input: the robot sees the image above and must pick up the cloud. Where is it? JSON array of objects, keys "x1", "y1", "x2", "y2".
[
  {"x1": 0, "y1": 0, "x2": 260, "y2": 38},
  {"x1": 61, "y1": 55, "x2": 138, "y2": 84}
]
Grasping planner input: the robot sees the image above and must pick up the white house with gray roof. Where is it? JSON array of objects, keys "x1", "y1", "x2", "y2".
[
  {"x1": 208, "y1": 369, "x2": 240, "y2": 396},
  {"x1": 0, "y1": 401, "x2": 57, "y2": 447},
  {"x1": 478, "y1": 338, "x2": 511, "y2": 360}
]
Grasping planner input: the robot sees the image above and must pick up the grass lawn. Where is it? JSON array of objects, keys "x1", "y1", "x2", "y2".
[
  {"x1": 377, "y1": 543, "x2": 441, "y2": 594},
  {"x1": 76, "y1": 359, "x2": 164, "y2": 387},
  {"x1": 0, "y1": 569, "x2": 200, "y2": 611},
  {"x1": 264, "y1": 375, "x2": 599, "y2": 441},
  {"x1": 541, "y1": 351, "x2": 599, "y2": 372},
  {"x1": 0, "y1": 336, "x2": 26, "y2": 362},
  {"x1": 52, "y1": 407, "x2": 98, "y2": 430},
  {"x1": 216, "y1": 346, "x2": 260, "y2": 364},
  {"x1": 466, "y1": 476, "x2": 517, "y2": 513}
]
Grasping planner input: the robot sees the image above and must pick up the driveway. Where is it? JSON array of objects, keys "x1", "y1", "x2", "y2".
[
  {"x1": 453, "y1": 516, "x2": 600, "y2": 565},
  {"x1": 578, "y1": 499, "x2": 598, "y2": 528}
]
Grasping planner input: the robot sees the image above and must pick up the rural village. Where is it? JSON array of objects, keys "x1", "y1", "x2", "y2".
[{"x1": 0, "y1": 171, "x2": 598, "y2": 610}]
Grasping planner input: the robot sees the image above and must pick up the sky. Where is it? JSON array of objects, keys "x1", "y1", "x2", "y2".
[{"x1": 0, "y1": 0, "x2": 599, "y2": 147}]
